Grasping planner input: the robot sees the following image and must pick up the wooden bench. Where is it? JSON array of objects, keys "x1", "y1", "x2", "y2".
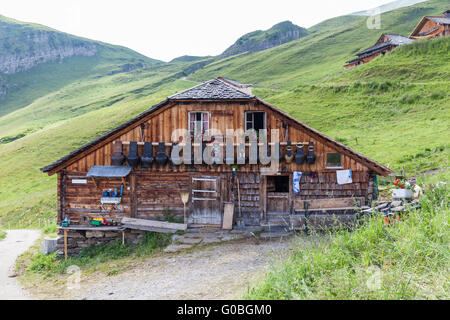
[
  {"x1": 291, "y1": 197, "x2": 367, "y2": 231},
  {"x1": 294, "y1": 197, "x2": 365, "y2": 212}
]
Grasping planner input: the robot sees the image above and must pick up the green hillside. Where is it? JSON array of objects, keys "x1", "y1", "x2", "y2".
[
  {"x1": 222, "y1": 21, "x2": 308, "y2": 57},
  {"x1": 0, "y1": 14, "x2": 162, "y2": 117},
  {"x1": 190, "y1": 0, "x2": 449, "y2": 87},
  {"x1": 0, "y1": 0, "x2": 449, "y2": 229},
  {"x1": 252, "y1": 37, "x2": 449, "y2": 175}
]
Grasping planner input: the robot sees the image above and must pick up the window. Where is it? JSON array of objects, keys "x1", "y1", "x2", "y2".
[
  {"x1": 245, "y1": 112, "x2": 266, "y2": 131},
  {"x1": 189, "y1": 112, "x2": 209, "y2": 134},
  {"x1": 326, "y1": 153, "x2": 342, "y2": 169}
]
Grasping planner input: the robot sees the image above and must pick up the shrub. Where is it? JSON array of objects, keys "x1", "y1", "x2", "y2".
[{"x1": 29, "y1": 252, "x2": 59, "y2": 273}]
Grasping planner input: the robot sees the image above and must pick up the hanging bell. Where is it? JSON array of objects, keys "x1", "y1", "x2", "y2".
[
  {"x1": 141, "y1": 142, "x2": 154, "y2": 168},
  {"x1": 295, "y1": 143, "x2": 305, "y2": 165},
  {"x1": 155, "y1": 142, "x2": 168, "y2": 166},
  {"x1": 307, "y1": 142, "x2": 316, "y2": 164},
  {"x1": 285, "y1": 141, "x2": 294, "y2": 164},
  {"x1": 127, "y1": 142, "x2": 140, "y2": 168},
  {"x1": 111, "y1": 141, "x2": 126, "y2": 166}
]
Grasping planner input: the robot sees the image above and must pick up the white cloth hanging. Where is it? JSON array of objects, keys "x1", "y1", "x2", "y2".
[
  {"x1": 336, "y1": 169, "x2": 352, "y2": 185},
  {"x1": 293, "y1": 171, "x2": 302, "y2": 194}
]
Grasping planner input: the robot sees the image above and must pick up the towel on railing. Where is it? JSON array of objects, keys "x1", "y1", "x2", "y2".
[
  {"x1": 293, "y1": 171, "x2": 302, "y2": 194},
  {"x1": 336, "y1": 169, "x2": 352, "y2": 185}
]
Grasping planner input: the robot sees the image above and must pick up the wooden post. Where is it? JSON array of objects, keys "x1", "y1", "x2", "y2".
[
  {"x1": 236, "y1": 176, "x2": 242, "y2": 218},
  {"x1": 130, "y1": 174, "x2": 137, "y2": 218},
  {"x1": 64, "y1": 229, "x2": 68, "y2": 260}
]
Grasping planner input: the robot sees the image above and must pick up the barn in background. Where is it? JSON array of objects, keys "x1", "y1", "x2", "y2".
[
  {"x1": 410, "y1": 10, "x2": 450, "y2": 39},
  {"x1": 345, "y1": 34, "x2": 414, "y2": 69}
]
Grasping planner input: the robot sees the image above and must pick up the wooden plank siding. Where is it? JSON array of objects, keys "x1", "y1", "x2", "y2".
[
  {"x1": 65, "y1": 101, "x2": 367, "y2": 174},
  {"x1": 62, "y1": 170, "x2": 131, "y2": 224}
]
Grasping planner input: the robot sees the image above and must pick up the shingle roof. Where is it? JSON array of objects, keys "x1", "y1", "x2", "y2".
[
  {"x1": 357, "y1": 42, "x2": 392, "y2": 56},
  {"x1": 383, "y1": 34, "x2": 415, "y2": 46},
  {"x1": 357, "y1": 34, "x2": 413, "y2": 56},
  {"x1": 428, "y1": 17, "x2": 450, "y2": 24},
  {"x1": 169, "y1": 78, "x2": 254, "y2": 100}
]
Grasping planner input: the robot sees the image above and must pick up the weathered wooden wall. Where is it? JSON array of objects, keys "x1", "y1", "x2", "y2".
[
  {"x1": 61, "y1": 170, "x2": 131, "y2": 224},
  {"x1": 64, "y1": 100, "x2": 368, "y2": 174},
  {"x1": 135, "y1": 171, "x2": 189, "y2": 219},
  {"x1": 412, "y1": 19, "x2": 448, "y2": 38}
]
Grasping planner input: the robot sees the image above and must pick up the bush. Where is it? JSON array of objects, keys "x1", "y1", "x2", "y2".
[{"x1": 29, "y1": 252, "x2": 59, "y2": 273}]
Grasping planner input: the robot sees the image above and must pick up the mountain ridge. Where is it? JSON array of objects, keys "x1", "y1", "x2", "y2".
[{"x1": 221, "y1": 21, "x2": 308, "y2": 57}]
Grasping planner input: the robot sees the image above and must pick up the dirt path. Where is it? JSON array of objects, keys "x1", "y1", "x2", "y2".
[
  {"x1": 65, "y1": 238, "x2": 294, "y2": 300},
  {"x1": 0, "y1": 230, "x2": 41, "y2": 300}
]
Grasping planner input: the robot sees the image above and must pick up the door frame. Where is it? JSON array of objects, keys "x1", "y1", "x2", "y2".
[
  {"x1": 262, "y1": 173, "x2": 293, "y2": 218},
  {"x1": 190, "y1": 174, "x2": 223, "y2": 225}
]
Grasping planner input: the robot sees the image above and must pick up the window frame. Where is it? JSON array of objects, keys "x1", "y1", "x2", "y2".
[
  {"x1": 188, "y1": 111, "x2": 210, "y2": 135},
  {"x1": 244, "y1": 111, "x2": 266, "y2": 131},
  {"x1": 326, "y1": 152, "x2": 343, "y2": 169}
]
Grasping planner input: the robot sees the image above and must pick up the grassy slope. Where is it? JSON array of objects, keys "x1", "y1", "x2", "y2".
[
  {"x1": 190, "y1": 0, "x2": 448, "y2": 88},
  {"x1": 0, "y1": 15, "x2": 162, "y2": 117},
  {"x1": 247, "y1": 178, "x2": 449, "y2": 299},
  {"x1": 253, "y1": 37, "x2": 450, "y2": 174}
]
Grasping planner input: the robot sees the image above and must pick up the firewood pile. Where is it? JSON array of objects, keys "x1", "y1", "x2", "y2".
[{"x1": 361, "y1": 200, "x2": 422, "y2": 223}]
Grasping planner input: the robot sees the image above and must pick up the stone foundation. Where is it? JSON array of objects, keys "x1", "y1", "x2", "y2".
[{"x1": 56, "y1": 229, "x2": 147, "y2": 256}]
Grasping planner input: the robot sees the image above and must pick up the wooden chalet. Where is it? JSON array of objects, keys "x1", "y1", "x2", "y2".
[
  {"x1": 345, "y1": 34, "x2": 414, "y2": 69},
  {"x1": 410, "y1": 10, "x2": 450, "y2": 39},
  {"x1": 41, "y1": 78, "x2": 392, "y2": 255}
]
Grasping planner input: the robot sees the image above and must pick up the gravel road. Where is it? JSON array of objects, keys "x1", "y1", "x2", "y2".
[
  {"x1": 0, "y1": 230, "x2": 41, "y2": 300},
  {"x1": 67, "y1": 238, "x2": 294, "y2": 300}
]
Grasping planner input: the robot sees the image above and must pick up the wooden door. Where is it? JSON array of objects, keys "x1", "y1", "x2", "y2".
[
  {"x1": 266, "y1": 175, "x2": 290, "y2": 214},
  {"x1": 190, "y1": 176, "x2": 222, "y2": 225}
]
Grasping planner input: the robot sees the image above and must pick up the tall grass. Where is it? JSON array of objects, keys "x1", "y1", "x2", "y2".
[{"x1": 246, "y1": 181, "x2": 449, "y2": 299}]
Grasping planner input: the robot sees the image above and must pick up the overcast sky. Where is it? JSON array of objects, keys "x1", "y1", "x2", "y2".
[{"x1": 2, "y1": 0, "x2": 397, "y2": 61}]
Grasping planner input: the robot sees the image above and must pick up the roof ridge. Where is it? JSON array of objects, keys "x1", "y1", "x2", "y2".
[
  {"x1": 167, "y1": 79, "x2": 216, "y2": 99},
  {"x1": 215, "y1": 77, "x2": 254, "y2": 97},
  {"x1": 169, "y1": 78, "x2": 254, "y2": 100}
]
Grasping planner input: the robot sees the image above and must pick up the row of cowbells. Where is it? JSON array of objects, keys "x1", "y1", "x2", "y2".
[
  {"x1": 111, "y1": 141, "x2": 316, "y2": 168},
  {"x1": 111, "y1": 142, "x2": 168, "y2": 167}
]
